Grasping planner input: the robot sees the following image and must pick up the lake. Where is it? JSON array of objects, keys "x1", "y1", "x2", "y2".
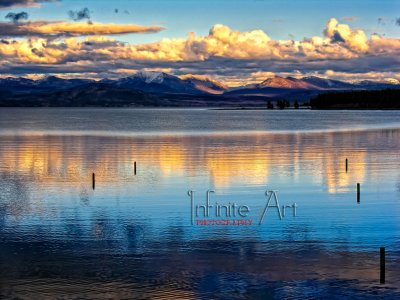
[{"x1": 0, "y1": 108, "x2": 400, "y2": 299}]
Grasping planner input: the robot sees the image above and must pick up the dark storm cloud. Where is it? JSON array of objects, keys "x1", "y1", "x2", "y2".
[
  {"x1": 5, "y1": 11, "x2": 29, "y2": 23},
  {"x1": 0, "y1": 0, "x2": 59, "y2": 9},
  {"x1": 68, "y1": 8, "x2": 90, "y2": 22}
]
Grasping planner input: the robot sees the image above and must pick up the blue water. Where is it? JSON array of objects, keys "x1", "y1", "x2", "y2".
[
  {"x1": 0, "y1": 109, "x2": 399, "y2": 299},
  {"x1": 0, "y1": 108, "x2": 400, "y2": 135}
]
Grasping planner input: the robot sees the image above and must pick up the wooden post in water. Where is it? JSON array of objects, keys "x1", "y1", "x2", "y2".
[
  {"x1": 345, "y1": 158, "x2": 348, "y2": 173},
  {"x1": 357, "y1": 183, "x2": 360, "y2": 203},
  {"x1": 380, "y1": 247, "x2": 385, "y2": 284},
  {"x1": 134, "y1": 161, "x2": 137, "y2": 175},
  {"x1": 92, "y1": 173, "x2": 95, "y2": 190}
]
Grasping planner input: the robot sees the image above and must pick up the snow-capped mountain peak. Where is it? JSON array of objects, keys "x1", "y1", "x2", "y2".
[{"x1": 134, "y1": 71, "x2": 168, "y2": 84}]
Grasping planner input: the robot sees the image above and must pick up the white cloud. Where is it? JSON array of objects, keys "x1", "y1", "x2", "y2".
[{"x1": 0, "y1": 18, "x2": 399, "y2": 83}]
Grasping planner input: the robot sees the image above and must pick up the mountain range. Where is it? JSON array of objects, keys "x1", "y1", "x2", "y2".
[{"x1": 0, "y1": 71, "x2": 399, "y2": 107}]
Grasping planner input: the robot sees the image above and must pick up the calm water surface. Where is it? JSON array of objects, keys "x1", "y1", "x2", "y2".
[{"x1": 0, "y1": 109, "x2": 400, "y2": 299}]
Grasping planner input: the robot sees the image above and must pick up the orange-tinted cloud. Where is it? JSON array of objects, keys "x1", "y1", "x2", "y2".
[
  {"x1": 324, "y1": 18, "x2": 368, "y2": 52},
  {"x1": 0, "y1": 21, "x2": 164, "y2": 37},
  {"x1": 0, "y1": 18, "x2": 399, "y2": 83}
]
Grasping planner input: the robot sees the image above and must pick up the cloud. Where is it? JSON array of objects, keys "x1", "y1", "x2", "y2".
[
  {"x1": 0, "y1": 0, "x2": 59, "y2": 9},
  {"x1": 370, "y1": 34, "x2": 400, "y2": 53},
  {"x1": 323, "y1": 70, "x2": 400, "y2": 82},
  {"x1": 105, "y1": 19, "x2": 375, "y2": 62},
  {"x1": 5, "y1": 11, "x2": 29, "y2": 23},
  {"x1": 341, "y1": 16, "x2": 358, "y2": 22},
  {"x1": 0, "y1": 18, "x2": 399, "y2": 84},
  {"x1": 0, "y1": 21, "x2": 164, "y2": 37},
  {"x1": 331, "y1": 31, "x2": 345, "y2": 43},
  {"x1": 68, "y1": 8, "x2": 90, "y2": 22},
  {"x1": 324, "y1": 18, "x2": 368, "y2": 52},
  {"x1": 396, "y1": 18, "x2": 400, "y2": 26}
]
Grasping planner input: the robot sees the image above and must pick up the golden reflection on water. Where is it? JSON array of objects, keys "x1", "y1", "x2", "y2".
[
  {"x1": 1, "y1": 129, "x2": 400, "y2": 297},
  {"x1": 0, "y1": 129, "x2": 399, "y2": 192}
]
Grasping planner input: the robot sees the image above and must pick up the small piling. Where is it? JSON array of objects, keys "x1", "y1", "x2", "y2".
[
  {"x1": 345, "y1": 158, "x2": 348, "y2": 173},
  {"x1": 134, "y1": 161, "x2": 137, "y2": 175},
  {"x1": 92, "y1": 173, "x2": 95, "y2": 190},
  {"x1": 380, "y1": 247, "x2": 385, "y2": 284},
  {"x1": 357, "y1": 183, "x2": 360, "y2": 203}
]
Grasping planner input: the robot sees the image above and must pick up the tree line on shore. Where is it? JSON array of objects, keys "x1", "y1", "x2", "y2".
[
  {"x1": 310, "y1": 89, "x2": 400, "y2": 109},
  {"x1": 266, "y1": 100, "x2": 304, "y2": 109},
  {"x1": 267, "y1": 89, "x2": 400, "y2": 110}
]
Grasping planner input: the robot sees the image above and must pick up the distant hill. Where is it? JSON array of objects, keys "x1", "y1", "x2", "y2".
[
  {"x1": 259, "y1": 76, "x2": 317, "y2": 89},
  {"x1": 106, "y1": 71, "x2": 201, "y2": 94},
  {"x1": 0, "y1": 72, "x2": 399, "y2": 107},
  {"x1": 0, "y1": 82, "x2": 268, "y2": 107},
  {"x1": 0, "y1": 83, "x2": 156, "y2": 107},
  {"x1": 0, "y1": 76, "x2": 91, "y2": 93},
  {"x1": 98, "y1": 71, "x2": 227, "y2": 95},
  {"x1": 302, "y1": 76, "x2": 354, "y2": 89},
  {"x1": 181, "y1": 75, "x2": 228, "y2": 94},
  {"x1": 226, "y1": 75, "x2": 400, "y2": 97}
]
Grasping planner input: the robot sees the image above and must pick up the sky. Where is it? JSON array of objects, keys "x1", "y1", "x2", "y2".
[{"x1": 0, "y1": 0, "x2": 399, "y2": 85}]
